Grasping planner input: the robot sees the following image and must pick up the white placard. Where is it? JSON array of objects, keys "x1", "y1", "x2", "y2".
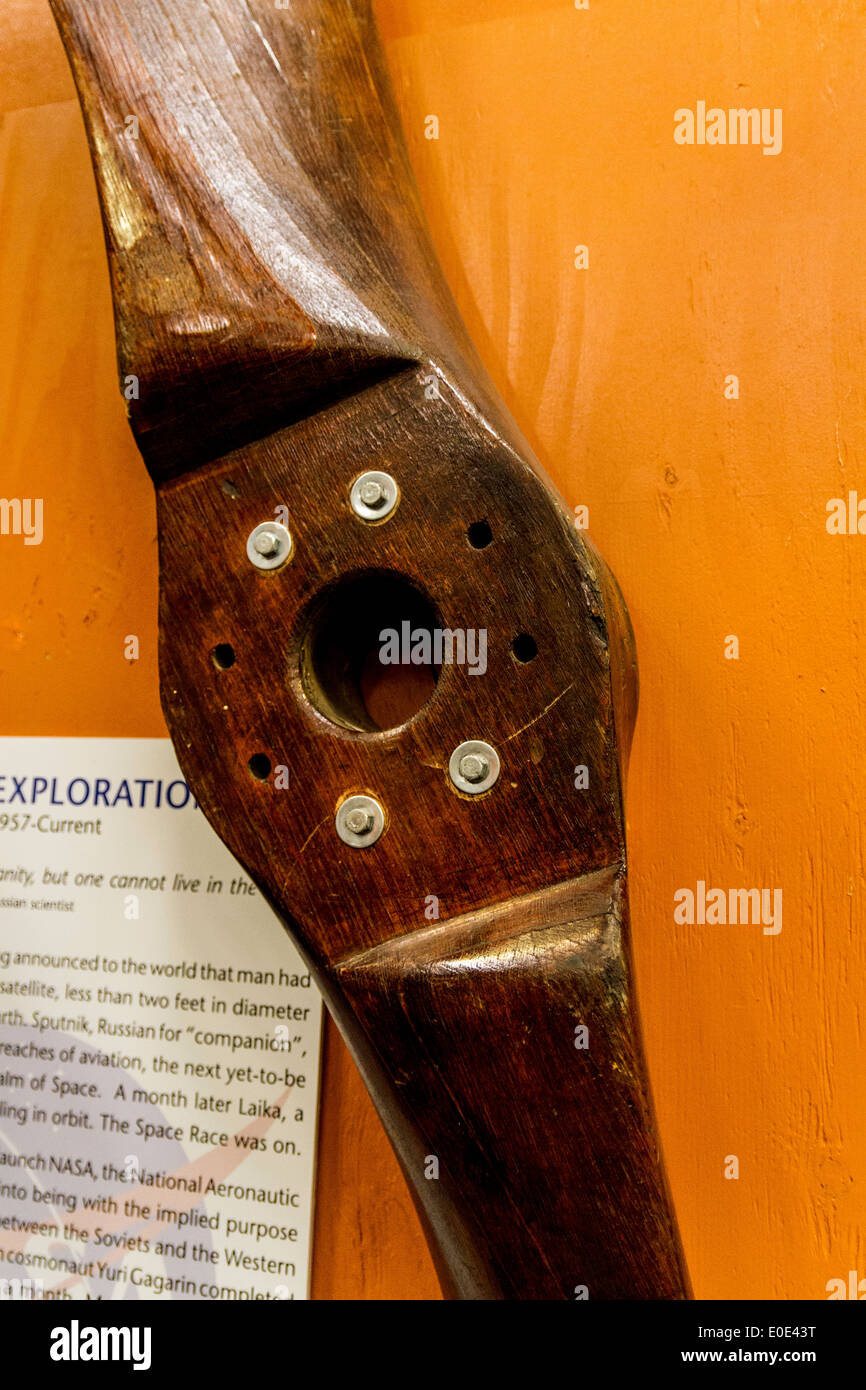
[{"x1": 0, "y1": 737, "x2": 322, "y2": 1301}]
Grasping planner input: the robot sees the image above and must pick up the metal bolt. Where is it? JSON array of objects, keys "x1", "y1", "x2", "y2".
[
  {"x1": 252, "y1": 530, "x2": 280, "y2": 557},
  {"x1": 359, "y1": 479, "x2": 386, "y2": 508},
  {"x1": 344, "y1": 807, "x2": 374, "y2": 836},
  {"x1": 246, "y1": 521, "x2": 292, "y2": 570},
  {"x1": 350, "y1": 470, "x2": 399, "y2": 522},
  {"x1": 449, "y1": 740, "x2": 500, "y2": 795},
  {"x1": 458, "y1": 753, "x2": 489, "y2": 784},
  {"x1": 335, "y1": 794, "x2": 386, "y2": 847}
]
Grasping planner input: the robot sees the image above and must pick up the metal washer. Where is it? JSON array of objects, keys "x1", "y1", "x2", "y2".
[
  {"x1": 335, "y1": 793, "x2": 386, "y2": 848},
  {"x1": 449, "y1": 740, "x2": 501, "y2": 795},
  {"x1": 246, "y1": 520, "x2": 293, "y2": 570},
  {"x1": 349, "y1": 470, "x2": 399, "y2": 522}
]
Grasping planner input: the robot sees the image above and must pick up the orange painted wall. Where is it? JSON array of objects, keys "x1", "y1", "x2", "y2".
[{"x1": 2, "y1": 0, "x2": 864, "y2": 1299}]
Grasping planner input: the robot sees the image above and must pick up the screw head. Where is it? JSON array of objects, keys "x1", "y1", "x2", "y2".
[
  {"x1": 335, "y1": 794, "x2": 386, "y2": 847},
  {"x1": 458, "y1": 752, "x2": 490, "y2": 784},
  {"x1": 359, "y1": 479, "x2": 385, "y2": 508},
  {"x1": 344, "y1": 807, "x2": 374, "y2": 836},
  {"x1": 252, "y1": 530, "x2": 280, "y2": 557},
  {"x1": 449, "y1": 740, "x2": 500, "y2": 795},
  {"x1": 247, "y1": 521, "x2": 292, "y2": 570},
  {"x1": 350, "y1": 470, "x2": 399, "y2": 522}
]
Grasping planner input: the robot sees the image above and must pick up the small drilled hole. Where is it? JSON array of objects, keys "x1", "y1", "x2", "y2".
[
  {"x1": 247, "y1": 754, "x2": 271, "y2": 780},
  {"x1": 212, "y1": 643, "x2": 236, "y2": 670},
  {"x1": 512, "y1": 634, "x2": 538, "y2": 663},
  {"x1": 467, "y1": 520, "x2": 492, "y2": 549}
]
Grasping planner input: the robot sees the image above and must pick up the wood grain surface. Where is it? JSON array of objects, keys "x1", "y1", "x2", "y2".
[
  {"x1": 47, "y1": 0, "x2": 687, "y2": 1298},
  {"x1": 2, "y1": 0, "x2": 865, "y2": 1300}
]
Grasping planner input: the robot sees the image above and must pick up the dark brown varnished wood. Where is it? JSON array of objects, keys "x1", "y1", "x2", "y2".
[{"x1": 51, "y1": 0, "x2": 690, "y2": 1299}]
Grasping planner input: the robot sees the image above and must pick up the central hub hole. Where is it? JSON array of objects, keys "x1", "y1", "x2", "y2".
[{"x1": 298, "y1": 571, "x2": 440, "y2": 733}]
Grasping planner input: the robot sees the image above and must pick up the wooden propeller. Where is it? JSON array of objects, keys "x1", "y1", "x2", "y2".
[{"x1": 51, "y1": 0, "x2": 690, "y2": 1300}]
